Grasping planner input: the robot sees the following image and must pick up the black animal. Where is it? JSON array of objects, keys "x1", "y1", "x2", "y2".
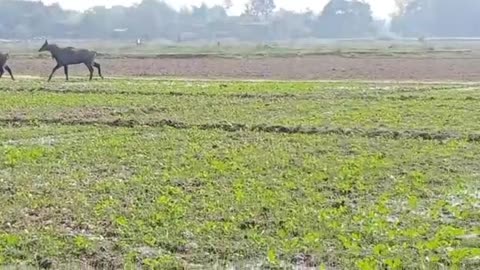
[
  {"x1": 39, "y1": 40, "x2": 103, "y2": 81},
  {"x1": 0, "y1": 53, "x2": 14, "y2": 80}
]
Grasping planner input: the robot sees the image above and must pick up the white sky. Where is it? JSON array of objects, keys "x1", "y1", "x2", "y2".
[{"x1": 41, "y1": 0, "x2": 398, "y2": 19}]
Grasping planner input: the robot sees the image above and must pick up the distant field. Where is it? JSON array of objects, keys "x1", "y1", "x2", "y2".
[
  {"x1": 3, "y1": 39, "x2": 480, "y2": 82},
  {"x1": 3, "y1": 39, "x2": 480, "y2": 59},
  {"x1": 0, "y1": 79, "x2": 479, "y2": 269}
]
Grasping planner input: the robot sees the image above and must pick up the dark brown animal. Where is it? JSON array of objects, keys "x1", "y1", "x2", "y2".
[
  {"x1": 0, "y1": 53, "x2": 14, "y2": 80},
  {"x1": 39, "y1": 40, "x2": 103, "y2": 82}
]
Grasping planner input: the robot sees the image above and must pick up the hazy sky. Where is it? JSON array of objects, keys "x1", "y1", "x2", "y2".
[{"x1": 41, "y1": 0, "x2": 398, "y2": 19}]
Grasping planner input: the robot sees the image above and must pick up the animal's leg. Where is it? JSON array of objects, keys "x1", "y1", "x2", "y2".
[
  {"x1": 64, "y1": 66, "x2": 69, "y2": 81},
  {"x1": 48, "y1": 64, "x2": 62, "y2": 82},
  {"x1": 85, "y1": 63, "x2": 94, "y2": 81},
  {"x1": 4, "y1": 66, "x2": 14, "y2": 80},
  {"x1": 0, "y1": 66, "x2": 4, "y2": 79},
  {"x1": 93, "y1": 62, "x2": 103, "y2": 79}
]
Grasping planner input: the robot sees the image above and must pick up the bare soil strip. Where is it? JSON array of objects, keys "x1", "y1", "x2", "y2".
[
  {"x1": 8, "y1": 55, "x2": 480, "y2": 81},
  {"x1": 1, "y1": 117, "x2": 479, "y2": 142}
]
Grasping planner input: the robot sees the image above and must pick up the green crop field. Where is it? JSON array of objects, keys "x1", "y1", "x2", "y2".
[{"x1": 0, "y1": 78, "x2": 479, "y2": 269}]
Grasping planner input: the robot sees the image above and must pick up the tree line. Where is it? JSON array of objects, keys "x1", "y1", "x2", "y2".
[{"x1": 0, "y1": 0, "x2": 479, "y2": 40}]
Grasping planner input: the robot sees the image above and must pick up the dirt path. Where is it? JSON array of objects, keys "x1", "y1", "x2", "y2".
[{"x1": 9, "y1": 55, "x2": 480, "y2": 81}]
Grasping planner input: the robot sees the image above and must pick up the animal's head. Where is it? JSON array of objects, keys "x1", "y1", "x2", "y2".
[{"x1": 39, "y1": 40, "x2": 49, "y2": 52}]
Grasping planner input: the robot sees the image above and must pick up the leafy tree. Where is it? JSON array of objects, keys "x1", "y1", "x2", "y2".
[
  {"x1": 224, "y1": 0, "x2": 233, "y2": 10},
  {"x1": 0, "y1": 0, "x2": 76, "y2": 38},
  {"x1": 246, "y1": 0, "x2": 276, "y2": 19},
  {"x1": 0, "y1": 0, "x2": 397, "y2": 40},
  {"x1": 393, "y1": 0, "x2": 413, "y2": 16},
  {"x1": 126, "y1": 0, "x2": 177, "y2": 38},
  {"x1": 271, "y1": 9, "x2": 314, "y2": 39},
  {"x1": 391, "y1": 0, "x2": 480, "y2": 37},
  {"x1": 316, "y1": 0, "x2": 374, "y2": 38}
]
